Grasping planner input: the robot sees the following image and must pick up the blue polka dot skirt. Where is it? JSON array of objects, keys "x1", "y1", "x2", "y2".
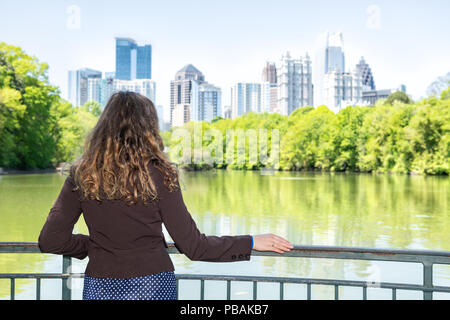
[{"x1": 82, "y1": 272, "x2": 177, "y2": 300}]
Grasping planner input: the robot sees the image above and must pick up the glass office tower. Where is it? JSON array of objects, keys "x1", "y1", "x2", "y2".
[
  {"x1": 325, "y1": 32, "x2": 345, "y2": 74},
  {"x1": 115, "y1": 38, "x2": 152, "y2": 80},
  {"x1": 137, "y1": 45, "x2": 152, "y2": 79}
]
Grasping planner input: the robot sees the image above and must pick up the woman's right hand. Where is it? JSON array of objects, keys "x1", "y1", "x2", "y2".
[{"x1": 252, "y1": 234, "x2": 293, "y2": 254}]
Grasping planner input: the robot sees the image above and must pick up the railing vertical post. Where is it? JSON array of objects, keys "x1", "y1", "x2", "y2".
[
  {"x1": 306, "y1": 283, "x2": 311, "y2": 300},
  {"x1": 279, "y1": 282, "x2": 284, "y2": 300},
  {"x1": 10, "y1": 278, "x2": 15, "y2": 300},
  {"x1": 200, "y1": 279, "x2": 205, "y2": 300},
  {"x1": 423, "y1": 261, "x2": 433, "y2": 300},
  {"x1": 252, "y1": 281, "x2": 257, "y2": 300},
  {"x1": 62, "y1": 256, "x2": 72, "y2": 300},
  {"x1": 36, "y1": 278, "x2": 41, "y2": 300}
]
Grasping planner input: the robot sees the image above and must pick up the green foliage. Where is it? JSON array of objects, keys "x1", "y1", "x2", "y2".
[
  {"x1": 0, "y1": 43, "x2": 99, "y2": 169},
  {"x1": 166, "y1": 94, "x2": 449, "y2": 175},
  {"x1": 385, "y1": 91, "x2": 413, "y2": 105}
]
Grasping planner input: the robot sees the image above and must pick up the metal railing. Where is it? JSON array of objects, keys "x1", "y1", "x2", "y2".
[{"x1": 1, "y1": 241, "x2": 450, "y2": 300}]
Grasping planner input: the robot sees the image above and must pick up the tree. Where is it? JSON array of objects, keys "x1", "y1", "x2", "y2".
[
  {"x1": 0, "y1": 43, "x2": 59, "y2": 169},
  {"x1": 81, "y1": 101, "x2": 102, "y2": 117},
  {"x1": 385, "y1": 91, "x2": 413, "y2": 105},
  {"x1": 0, "y1": 43, "x2": 100, "y2": 169}
]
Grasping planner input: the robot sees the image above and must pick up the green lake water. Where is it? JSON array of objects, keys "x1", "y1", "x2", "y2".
[{"x1": 0, "y1": 170, "x2": 449, "y2": 299}]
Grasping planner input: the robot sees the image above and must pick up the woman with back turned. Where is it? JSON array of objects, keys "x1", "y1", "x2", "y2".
[{"x1": 38, "y1": 91, "x2": 293, "y2": 300}]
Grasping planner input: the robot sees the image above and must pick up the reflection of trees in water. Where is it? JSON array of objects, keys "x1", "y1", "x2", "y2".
[{"x1": 182, "y1": 170, "x2": 449, "y2": 251}]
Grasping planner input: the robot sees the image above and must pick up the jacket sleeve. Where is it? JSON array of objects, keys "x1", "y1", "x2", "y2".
[
  {"x1": 38, "y1": 176, "x2": 90, "y2": 260},
  {"x1": 154, "y1": 168, "x2": 252, "y2": 262}
]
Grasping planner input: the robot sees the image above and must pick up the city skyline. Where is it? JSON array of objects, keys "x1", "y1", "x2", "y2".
[{"x1": 1, "y1": 0, "x2": 450, "y2": 122}]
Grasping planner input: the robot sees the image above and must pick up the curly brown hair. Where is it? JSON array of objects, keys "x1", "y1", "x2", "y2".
[{"x1": 71, "y1": 91, "x2": 178, "y2": 205}]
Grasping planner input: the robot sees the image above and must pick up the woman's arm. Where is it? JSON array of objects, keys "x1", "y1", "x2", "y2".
[
  {"x1": 154, "y1": 171, "x2": 252, "y2": 262},
  {"x1": 38, "y1": 176, "x2": 90, "y2": 260}
]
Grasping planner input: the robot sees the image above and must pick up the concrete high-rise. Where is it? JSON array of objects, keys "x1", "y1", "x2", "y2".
[
  {"x1": 323, "y1": 70, "x2": 362, "y2": 113},
  {"x1": 277, "y1": 52, "x2": 313, "y2": 115},
  {"x1": 170, "y1": 64, "x2": 205, "y2": 127},
  {"x1": 314, "y1": 31, "x2": 345, "y2": 106},
  {"x1": 68, "y1": 68, "x2": 102, "y2": 106},
  {"x1": 115, "y1": 38, "x2": 152, "y2": 80},
  {"x1": 262, "y1": 62, "x2": 277, "y2": 84},
  {"x1": 191, "y1": 82, "x2": 222, "y2": 122},
  {"x1": 325, "y1": 32, "x2": 345, "y2": 74},
  {"x1": 231, "y1": 83, "x2": 262, "y2": 118},
  {"x1": 113, "y1": 79, "x2": 156, "y2": 104},
  {"x1": 172, "y1": 104, "x2": 191, "y2": 128}
]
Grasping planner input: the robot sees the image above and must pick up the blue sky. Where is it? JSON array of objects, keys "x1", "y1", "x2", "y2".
[{"x1": 1, "y1": 0, "x2": 449, "y2": 120}]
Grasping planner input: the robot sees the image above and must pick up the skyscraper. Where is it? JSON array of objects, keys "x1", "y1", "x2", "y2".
[
  {"x1": 261, "y1": 62, "x2": 279, "y2": 113},
  {"x1": 192, "y1": 82, "x2": 222, "y2": 122},
  {"x1": 156, "y1": 105, "x2": 164, "y2": 130},
  {"x1": 170, "y1": 64, "x2": 205, "y2": 127},
  {"x1": 115, "y1": 38, "x2": 152, "y2": 80},
  {"x1": 356, "y1": 57, "x2": 375, "y2": 90},
  {"x1": 231, "y1": 83, "x2": 262, "y2": 118},
  {"x1": 323, "y1": 70, "x2": 362, "y2": 113},
  {"x1": 172, "y1": 104, "x2": 191, "y2": 128},
  {"x1": 100, "y1": 72, "x2": 115, "y2": 106},
  {"x1": 68, "y1": 68, "x2": 102, "y2": 106},
  {"x1": 262, "y1": 62, "x2": 277, "y2": 84},
  {"x1": 325, "y1": 32, "x2": 345, "y2": 74},
  {"x1": 314, "y1": 31, "x2": 345, "y2": 106},
  {"x1": 113, "y1": 79, "x2": 156, "y2": 103},
  {"x1": 277, "y1": 52, "x2": 313, "y2": 115},
  {"x1": 136, "y1": 45, "x2": 152, "y2": 79}
]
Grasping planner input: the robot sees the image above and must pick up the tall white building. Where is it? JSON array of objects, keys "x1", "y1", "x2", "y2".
[
  {"x1": 231, "y1": 83, "x2": 262, "y2": 118},
  {"x1": 191, "y1": 82, "x2": 222, "y2": 122},
  {"x1": 261, "y1": 62, "x2": 279, "y2": 113},
  {"x1": 112, "y1": 79, "x2": 156, "y2": 103},
  {"x1": 314, "y1": 32, "x2": 346, "y2": 107},
  {"x1": 87, "y1": 78, "x2": 102, "y2": 105},
  {"x1": 170, "y1": 64, "x2": 205, "y2": 127},
  {"x1": 156, "y1": 105, "x2": 164, "y2": 130},
  {"x1": 323, "y1": 70, "x2": 362, "y2": 113},
  {"x1": 277, "y1": 52, "x2": 313, "y2": 115},
  {"x1": 261, "y1": 82, "x2": 272, "y2": 113},
  {"x1": 68, "y1": 68, "x2": 102, "y2": 106},
  {"x1": 172, "y1": 104, "x2": 190, "y2": 128}
]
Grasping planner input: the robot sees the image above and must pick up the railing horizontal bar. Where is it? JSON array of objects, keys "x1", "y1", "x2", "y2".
[
  {"x1": 1, "y1": 272, "x2": 449, "y2": 293},
  {"x1": 0, "y1": 273, "x2": 81, "y2": 279},
  {"x1": 169, "y1": 274, "x2": 450, "y2": 293},
  {"x1": 2, "y1": 242, "x2": 450, "y2": 264},
  {"x1": 2, "y1": 241, "x2": 450, "y2": 300}
]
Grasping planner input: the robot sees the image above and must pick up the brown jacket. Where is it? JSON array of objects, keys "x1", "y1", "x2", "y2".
[{"x1": 38, "y1": 163, "x2": 252, "y2": 278}]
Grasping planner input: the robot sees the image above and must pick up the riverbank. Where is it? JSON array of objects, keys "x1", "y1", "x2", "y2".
[
  {"x1": 0, "y1": 168, "x2": 59, "y2": 175},
  {"x1": 175, "y1": 164, "x2": 449, "y2": 176},
  {"x1": 1, "y1": 165, "x2": 448, "y2": 176},
  {"x1": 0, "y1": 163, "x2": 70, "y2": 175}
]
